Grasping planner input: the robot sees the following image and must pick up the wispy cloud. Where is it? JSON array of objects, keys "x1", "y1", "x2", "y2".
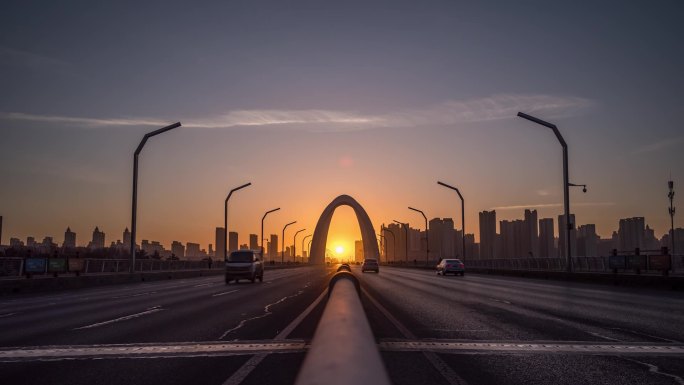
[
  {"x1": 0, "y1": 93, "x2": 594, "y2": 132},
  {"x1": 0, "y1": 45, "x2": 76, "y2": 76},
  {"x1": 632, "y1": 136, "x2": 684, "y2": 154},
  {"x1": 491, "y1": 202, "x2": 615, "y2": 211}
]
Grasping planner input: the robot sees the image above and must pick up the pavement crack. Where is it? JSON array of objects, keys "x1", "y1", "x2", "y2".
[
  {"x1": 624, "y1": 358, "x2": 684, "y2": 384},
  {"x1": 218, "y1": 290, "x2": 304, "y2": 340}
]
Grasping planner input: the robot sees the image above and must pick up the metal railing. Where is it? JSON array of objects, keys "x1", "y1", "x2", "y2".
[
  {"x1": 466, "y1": 255, "x2": 684, "y2": 275},
  {"x1": 0, "y1": 258, "x2": 222, "y2": 278},
  {"x1": 295, "y1": 271, "x2": 390, "y2": 385}
]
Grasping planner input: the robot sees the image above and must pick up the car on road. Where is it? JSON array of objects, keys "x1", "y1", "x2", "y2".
[
  {"x1": 437, "y1": 259, "x2": 465, "y2": 276},
  {"x1": 361, "y1": 258, "x2": 380, "y2": 273},
  {"x1": 225, "y1": 250, "x2": 264, "y2": 284}
]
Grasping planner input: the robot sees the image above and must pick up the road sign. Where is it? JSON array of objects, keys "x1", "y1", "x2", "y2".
[
  {"x1": 68, "y1": 258, "x2": 85, "y2": 272},
  {"x1": 648, "y1": 255, "x2": 671, "y2": 271},
  {"x1": 25, "y1": 258, "x2": 46, "y2": 273},
  {"x1": 608, "y1": 255, "x2": 626, "y2": 269},
  {"x1": 48, "y1": 258, "x2": 67, "y2": 273},
  {"x1": 627, "y1": 255, "x2": 647, "y2": 270}
]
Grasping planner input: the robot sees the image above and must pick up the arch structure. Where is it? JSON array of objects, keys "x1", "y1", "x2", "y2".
[{"x1": 309, "y1": 195, "x2": 379, "y2": 264}]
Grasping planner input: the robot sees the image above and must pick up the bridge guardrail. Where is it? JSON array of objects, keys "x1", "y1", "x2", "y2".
[{"x1": 295, "y1": 271, "x2": 390, "y2": 385}]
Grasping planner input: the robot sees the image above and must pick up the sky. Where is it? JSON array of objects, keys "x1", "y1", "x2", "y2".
[{"x1": 1, "y1": 0, "x2": 683, "y2": 255}]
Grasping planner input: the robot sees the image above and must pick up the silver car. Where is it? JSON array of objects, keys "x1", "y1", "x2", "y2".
[
  {"x1": 225, "y1": 250, "x2": 264, "y2": 284},
  {"x1": 437, "y1": 259, "x2": 465, "y2": 276}
]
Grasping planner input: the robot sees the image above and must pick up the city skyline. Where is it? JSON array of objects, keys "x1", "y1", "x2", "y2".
[{"x1": 1, "y1": 1, "x2": 682, "y2": 257}]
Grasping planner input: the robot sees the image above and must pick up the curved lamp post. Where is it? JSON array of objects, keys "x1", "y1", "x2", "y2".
[
  {"x1": 293, "y1": 228, "x2": 306, "y2": 263},
  {"x1": 282, "y1": 221, "x2": 296, "y2": 263},
  {"x1": 302, "y1": 234, "x2": 312, "y2": 263},
  {"x1": 261, "y1": 208, "x2": 280, "y2": 261},
  {"x1": 383, "y1": 225, "x2": 396, "y2": 263},
  {"x1": 437, "y1": 181, "x2": 465, "y2": 263},
  {"x1": 131, "y1": 122, "x2": 181, "y2": 272},
  {"x1": 408, "y1": 207, "x2": 428, "y2": 265},
  {"x1": 224, "y1": 183, "x2": 251, "y2": 260}
]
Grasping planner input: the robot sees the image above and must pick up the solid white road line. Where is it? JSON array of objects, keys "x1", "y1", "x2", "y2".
[
  {"x1": 73, "y1": 306, "x2": 164, "y2": 330},
  {"x1": 221, "y1": 288, "x2": 328, "y2": 385}
]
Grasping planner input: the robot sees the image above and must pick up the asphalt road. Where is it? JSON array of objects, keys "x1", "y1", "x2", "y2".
[{"x1": 0, "y1": 265, "x2": 683, "y2": 385}]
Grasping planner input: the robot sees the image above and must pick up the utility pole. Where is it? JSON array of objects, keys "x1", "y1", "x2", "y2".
[{"x1": 669, "y1": 179, "x2": 676, "y2": 257}]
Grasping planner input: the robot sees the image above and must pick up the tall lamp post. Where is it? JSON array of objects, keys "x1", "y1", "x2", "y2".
[
  {"x1": 383, "y1": 225, "x2": 396, "y2": 262},
  {"x1": 224, "y1": 183, "x2": 251, "y2": 261},
  {"x1": 438, "y1": 181, "x2": 466, "y2": 263},
  {"x1": 293, "y1": 228, "x2": 306, "y2": 263},
  {"x1": 307, "y1": 239, "x2": 313, "y2": 260},
  {"x1": 376, "y1": 233, "x2": 386, "y2": 263},
  {"x1": 669, "y1": 180, "x2": 676, "y2": 257},
  {"x1": 393, "y1": 220, "x2": 409, "y2": 263},
  {"x1": 130, "y1": 122, "x2": 181, "y2": 273},
  {"x1": 282, "y1": 221, "x2": 296, "y2": 263},
  {"x1": 517, "y1": 112, "x2": 576, "y2": 272},
  {"x1": 302, "y1": 234, "x2": 312, "y2": 263},
  {"x1": 408, "y1": 207, "x2": 428, "y2": 265},
  {"x1": 261, "y1": 208, "x2": 280, "y2": 261}
]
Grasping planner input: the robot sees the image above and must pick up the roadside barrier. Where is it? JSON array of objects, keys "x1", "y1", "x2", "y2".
[{"x1": 295, "y1": 271, "x2": 390, "y2": 385}]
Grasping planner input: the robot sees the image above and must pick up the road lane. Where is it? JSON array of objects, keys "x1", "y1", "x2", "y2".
[
  {"x1": 357, "y1": 266, "x2": 684, "y2": 385},
  {"x1": 0, "y1": 266, "x2": 331, "y2": 346}
]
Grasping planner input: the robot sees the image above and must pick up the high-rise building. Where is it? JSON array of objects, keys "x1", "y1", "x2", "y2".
[
  {"x1": 63, "y1": 227, "x2": 76, "y2": 249},
  {"x1": 479, "y1": 210, "x2": 496, "y2": 259},
  {"x1": 171, "y1": 241, "x2": 185, "y2": 259},
  {"x1": 429, "y1": 218, "x2": 455, "y2": 259},
  {"x1": 215, "y1": 227, "x2": 225, "y2": 258},
  {"x1": 229, "y1": 231, "x2": 238, "y2": 252},
  {"x1": 355, "y1": 240, "x2": 364, "y2": 262},
  {"x1": 386, "y1": 223, "x2": 406, "y2": 261},
  {"x1": 123, "y1": 228, "x2": 131, "y2": 249},
  {"x1": 539, "y1": 218, "x2": 555, "y2": 258},
  {"x1": 269, "y1": 234, "x2": 278, "y2": 260},
  {"x1": 89, "y1": 227, "x2": 105, "y2": 250},
  {"x1": 27, "y1": 236, "x2": 36, "y2": 248},
  {"x1": 186, "y1": 243, "x2": 200, "y2": 259},
  {"x1": 249, "y1": 234, "x2": 259, "y2": 250},
  {"x1": 618, "y1": 217, "x2": 645, "y2": 251},
  {"x1": 558, "y1": 214, "x2": 577, "y2": 258},
  {"x1": 577, "y1": 224, "x2": 598, "y2": 257},
  {"x1": 524, "y1": 210, "x2": 539, "y2": 257},
  {"x1": 208, "y1": 244, "x2": 213, "y2": 257}
]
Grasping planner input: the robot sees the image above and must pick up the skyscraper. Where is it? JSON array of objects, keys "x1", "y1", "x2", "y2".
[
  {"x1": 123, "y1": 227, "x2": 131, "y2": 249},
  {"x1": 355, "y1": 240, "x2": 364, "y2": 262},
  {"x1": 577, "y1": 224, "x2": 598, "y2": 257},
  {"x1": 171, "y1": 241, "x2": 185, "y2": 259},
  {"x1": 539, "y1": 218, "x2": 555, "y2": 258},
  {"x1": 63, "y1": 227, "x2": 76, "y2": 249},
  {"x1": 215, "y1": 227, "x2": 225, "y2": 258},
  {"x1": 269, "y1": 234, "x2": 278, "y2": 260},
  {"x1": 229, "y1": 231, "x2": 238, "y2": 252},
  {"x1": 618, "y1": 217, "x2": 645, "y2": 251},
  {"x1": 524, "y1": 209, "x2": 539, "y2": 257},
  {"x1": 479, "y1": 210, "x2": 496, "y2": 259},
  {"x1": 249, "y1": 234, "x2": 259, "y2": 250},
  {"x1": 186, "y1": 243, "x2": 200, "y2": 259},
  {"x1": 89, "y1": 227, "x2": 105, "y2": 250}
]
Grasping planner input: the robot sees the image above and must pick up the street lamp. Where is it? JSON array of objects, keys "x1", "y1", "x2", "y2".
[
  {"x1": 383, "y1": 225, "x2": 396, "y2": 262},
  {"x1": 130, "y1": 122, "x2": 181, "y2": 273},
  {"x1": 376, "y1": 233, "x2": 386, "y2": 263},
  {"x1": 437, "y1": 181, "x2": 466, "y2": 263},
  {"x1": 302, "y1": 234, "x2": 312, "y2": 263},
  {"x1": 293, "y1": 228, "x2": 306, "y2": 263},
  {"x1": 517, "y1": 111, "x2": 576, "y2": 272},
  {"x1": 261, "y1": 208, "x2": 280, "y2": 261},
  {"x1": 224, "y1": 183, "x2": 251, "y2": 260},
  {"x1": 282, "y1": 221, "x2": 296, "y2": 264},
  {"x1": 408, "y1": 207, "x2": 429, "y2": 265},
  {"x1": 392, "y1": 220, "x2": 409, "y2": 263},
  {"x1": 307, "y1": 238, "x2": 313, "y2": 261}
]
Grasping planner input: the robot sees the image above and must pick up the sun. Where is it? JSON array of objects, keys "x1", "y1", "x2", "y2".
[{"x1": 335, "y1": 246, "x2": 344, "y2": 255}]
